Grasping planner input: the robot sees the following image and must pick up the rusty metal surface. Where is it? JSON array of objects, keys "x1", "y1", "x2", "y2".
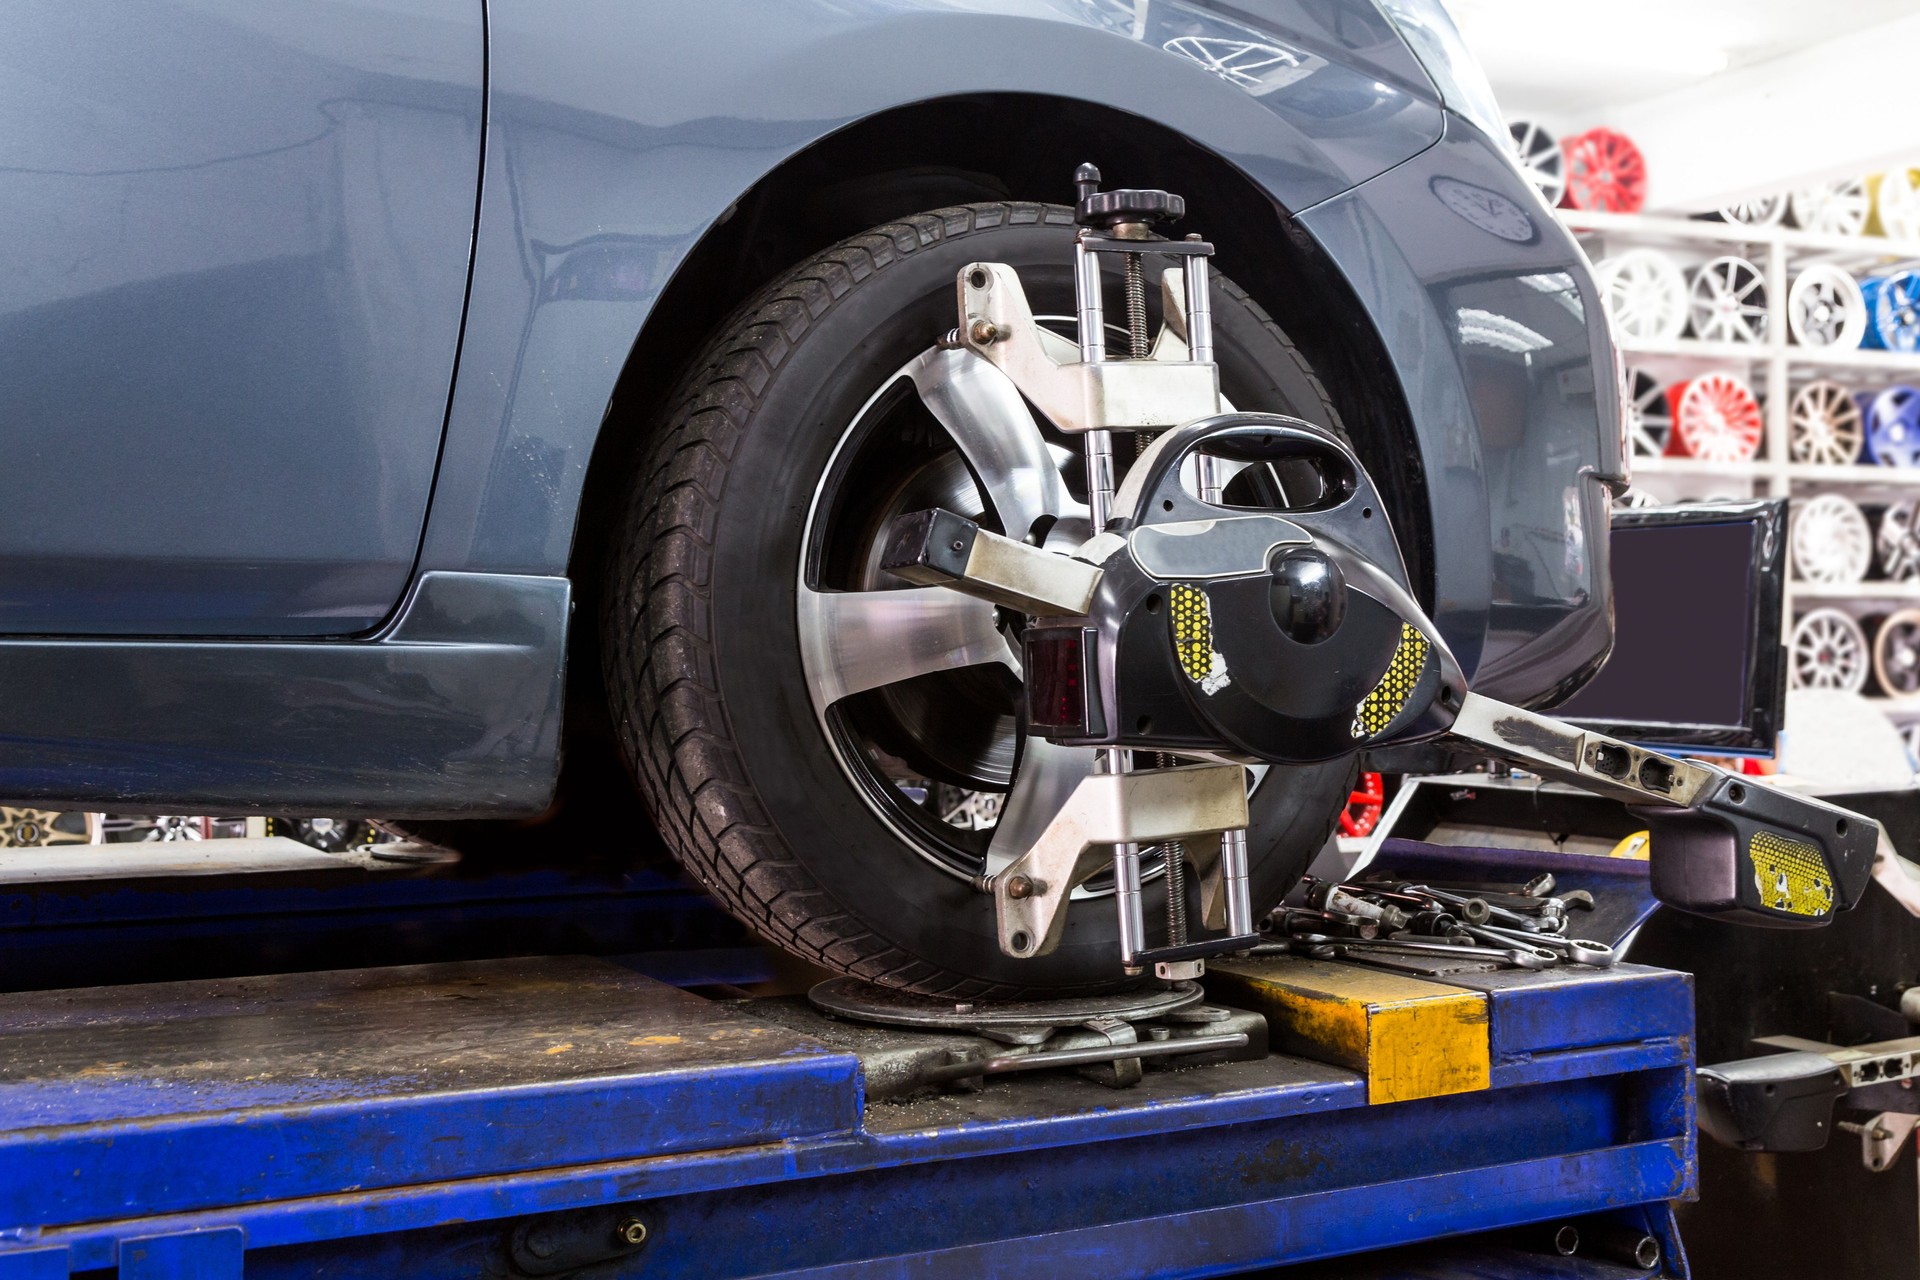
[{"x1": 0, "y1": 956, "x2": 834, "y2": 1122}]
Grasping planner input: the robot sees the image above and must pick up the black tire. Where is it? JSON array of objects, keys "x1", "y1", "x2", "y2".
[{"x1": 603, "y1": 202, "x2": 1357, "y2": 997}]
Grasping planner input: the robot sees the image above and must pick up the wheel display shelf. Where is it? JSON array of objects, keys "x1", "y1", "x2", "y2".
[
  {"x1": 1790, "y1": 607, "x2": 1870, "y2": 692},
  {"x1": 1565, "y1": 206, "x2": 1920, "y2": 673}
]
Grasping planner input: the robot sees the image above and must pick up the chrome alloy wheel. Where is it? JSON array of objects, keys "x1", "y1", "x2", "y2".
[
  {"x1": 1880, "y1": 499, "x2": 1920, "y2": 581},
  {"x1": 1688, "y1": 256, "x2": 1769, "y2": 345},
  {"x1": 797, "y1": 326, "x2": 1260, "y2": 885},
  {"x1": 1506, "y1": 119, "x2": 1565, "y2": 207},
  {"x1": 1625, "y1": 367, "x2": 1672, "y2": 458}
]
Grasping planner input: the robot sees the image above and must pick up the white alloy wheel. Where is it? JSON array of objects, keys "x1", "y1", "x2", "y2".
[
  {"x1": 1787, "y1": 265, "x2": 1867, "y2": 348},
  {"x1": 1718, "y1": 195, "x2": 1786, "y2": 227},
  {"x1": 1791, "y1": 493, "x2": 1873, "y2": 584},
  {"x1": 1878, "y1": 499, "x2": 1920, "y2": 581},
  {"x1": 1506, "y1": 119, "x2": 1565, "y2": 206},
  {"x1": 1788, "y1": 380, "x2": 1864, "y2": 466},
  {"x1": 1595, "y1": 249, "x2": 1688, "y2": 342},
  {"x1": 1688, "y1": 256, "x2": 1769, "y2": 344},
  {"x1": 1790, "y1": 608, "x2": 1869, "y2": 692},
  {"x1": 1791, "y1": 179, "x2": 1870, "y2": 236}
]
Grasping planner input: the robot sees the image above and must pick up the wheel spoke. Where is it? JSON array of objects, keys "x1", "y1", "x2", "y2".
[
  {"x1": 907, "y1": 348, "x2": 1072, "y2": 540},
  {"x1": 797, "y1": 585, "x2": 1013, "y2": 712},
  {"x1": 985, "y1": 736, "x2": 1098, "y2": 875}
]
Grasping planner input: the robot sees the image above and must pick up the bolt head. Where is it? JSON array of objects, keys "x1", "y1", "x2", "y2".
[
  {"x1": 618, "y1": 1219, "x2": 649, "y2": 1246},
  {"x1": 969, "y1": 319, "x2": 1000, "y2": 344},
  {"x1": 1006, "y1": 874, "x2": 1033, "y2": 899}
]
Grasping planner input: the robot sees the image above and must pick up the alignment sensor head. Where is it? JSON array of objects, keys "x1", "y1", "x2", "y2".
[{"x1": 1026, "y1": 414, "x2": 1465, "y2": 765}]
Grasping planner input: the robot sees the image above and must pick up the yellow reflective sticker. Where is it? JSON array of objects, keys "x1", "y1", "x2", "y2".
[
  {"x1": 1169, "y1": 584, "x2": 1229, "y2": 694},
  {"x1": 1749, "y1": 830, "x2": 1834, "y2": 917},
  {"x1": 1352, "y1": 623, "x2": 1429, "y2": 739}
]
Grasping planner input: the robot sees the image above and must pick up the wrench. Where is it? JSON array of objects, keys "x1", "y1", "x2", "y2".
[
  {"x1": 1469, "y1": 922, "x2": 1616, "y2": 967},
  {"x1": 1290, "y1": 933, "x2": 1555, "y2": 971},
  {"x1": 1407, "y1": 885, "x2": 1543, "y2": 931}
]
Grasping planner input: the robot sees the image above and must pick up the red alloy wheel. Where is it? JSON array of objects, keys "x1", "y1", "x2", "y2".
[
  {"x1": 1339, "y1": 771, "x2": 1386, "y2": 837},
  {"x1": 1560, "y1": 128, "x2": 1648, "y2": 213},
  {"x1": 1665, "y1": 372, "x2": 1764, "y2": 462}
]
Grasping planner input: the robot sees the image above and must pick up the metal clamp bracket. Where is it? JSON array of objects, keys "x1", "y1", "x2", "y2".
[
  {"x1": 880, "y1": 507, "x2": 1101, "y2": 616},
  {"x1": 958, "y1": 262, "x2": 1220, "y2": 433},
  {"x1": 992, "y1": 763, "x2": 1248, "y2": 959}
]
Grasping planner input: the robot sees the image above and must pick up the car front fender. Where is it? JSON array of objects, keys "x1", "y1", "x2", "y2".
[{"x1": 417, "y1": 0, "x2": 1444, "y2": 580}]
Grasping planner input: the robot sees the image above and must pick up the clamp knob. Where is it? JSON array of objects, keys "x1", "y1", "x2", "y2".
[{"x1": 1072, "y1": 162, "x2": 1185, "y2": 232}]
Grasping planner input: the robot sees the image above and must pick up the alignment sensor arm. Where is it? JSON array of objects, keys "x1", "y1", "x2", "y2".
[{"x1": 1441, "y1": 693, "x2": 1878, "y2": 926}]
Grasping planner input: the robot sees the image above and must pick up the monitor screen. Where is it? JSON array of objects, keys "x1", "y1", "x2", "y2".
[{"x1": 1553, "y1": 499, "x2": 1786, "y2": 754}]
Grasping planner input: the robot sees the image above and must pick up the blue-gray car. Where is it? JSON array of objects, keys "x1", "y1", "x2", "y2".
[{"x1": 0, "y1": 0, "x2": 1622, "y2": 994}]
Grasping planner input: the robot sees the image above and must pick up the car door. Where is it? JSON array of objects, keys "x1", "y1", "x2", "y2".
[{"x1": 0, "y1": 1, "x2": 483, "y2": 635}]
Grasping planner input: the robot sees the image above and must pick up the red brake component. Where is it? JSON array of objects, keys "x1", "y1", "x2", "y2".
[
  {"x1": 1339, "y1": 771, "x2": 1385, "y2": 838},
  {"x1": 1559, "y1": 128, "x2": 1648, "y2": 213},
  {"x1": 1665, "y1": 372, "x2": 1764, "y2": 462}
]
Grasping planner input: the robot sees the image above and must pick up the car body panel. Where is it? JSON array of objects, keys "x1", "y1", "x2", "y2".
[
  {"x1": 0, "y1": 0, "x2": 1619, "y2": 810},
  {"x1": 0, "y1": 573, "x2": 566, "y2": 815},
  {"x1": 1298, "y1": 115, "x2": 1622, "y2": 704},
  {"x1": 0, "y1": 1, "x2": 483, "y2": 636}
]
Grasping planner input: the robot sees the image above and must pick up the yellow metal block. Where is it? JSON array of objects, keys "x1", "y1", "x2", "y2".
[{"x1": 1209, "y1": 956, "x2": 1491, "y2": 1104}]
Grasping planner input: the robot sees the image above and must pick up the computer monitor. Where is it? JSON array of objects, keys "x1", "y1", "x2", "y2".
[{"x1": 1553, "y1": 498, "x2": 1786, "y2": 755}]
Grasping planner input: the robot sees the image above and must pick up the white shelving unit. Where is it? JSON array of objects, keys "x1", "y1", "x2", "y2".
[{"x1": 1559, "y1": 209, "x2": 1920, "y2": 708}]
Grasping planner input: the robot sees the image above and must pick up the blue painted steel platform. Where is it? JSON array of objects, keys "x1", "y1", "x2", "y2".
[{"x1": 0, "y1": 950, "x2": 1694, "y2": 1278}]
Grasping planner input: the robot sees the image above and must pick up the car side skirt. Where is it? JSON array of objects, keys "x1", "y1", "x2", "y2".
[{"x1": 0, "y1": 572, "x2": 566, "y2": 817}]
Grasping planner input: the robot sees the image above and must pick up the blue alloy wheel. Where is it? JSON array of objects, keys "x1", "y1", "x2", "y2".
[
  {"x1": 1865, "y1": 385, "x2": 1920, "y2": 467},
  {"x1": 1862, "y1": 272, "x2": 1920, "y2": 352}
]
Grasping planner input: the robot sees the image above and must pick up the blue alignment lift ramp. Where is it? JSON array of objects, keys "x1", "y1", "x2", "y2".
[{"x1": 0, "y1": 926, "x2": 1695, "y2": 1277}]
